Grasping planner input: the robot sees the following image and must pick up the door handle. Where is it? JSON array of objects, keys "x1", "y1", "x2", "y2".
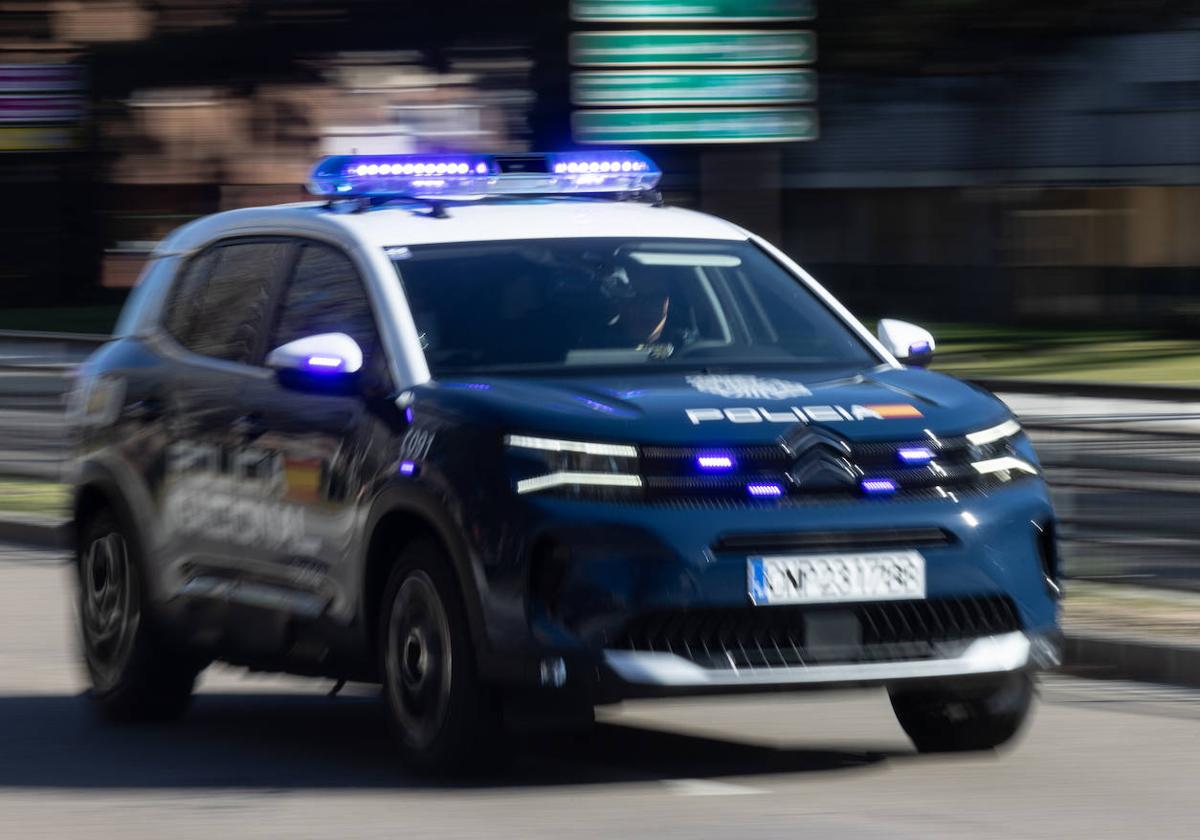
[{"x1": 231, "y1": 413, "x2": 266, "y2": 439}]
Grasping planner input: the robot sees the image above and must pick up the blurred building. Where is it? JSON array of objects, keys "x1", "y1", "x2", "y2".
[
  {"x1": 0, "y1": 0, "x2": 549, "y2": 303},
  {"x1": 780, "y1": 22, "x2": 1200, "y2": 326},
  {"x1": 0, "y1": 0, "x2": 1198, "y2": 329}
]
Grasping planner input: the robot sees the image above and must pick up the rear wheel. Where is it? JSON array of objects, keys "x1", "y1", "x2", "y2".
[
  {"x1": 889, "y1": 673, "x2": 1034, "y2": 753},
  {"x1": 379, "y1": 538, "x2": 504, "y2": 773},
  {"x1": 78, "y1": 509, "x2": 201, "y2": 722}
]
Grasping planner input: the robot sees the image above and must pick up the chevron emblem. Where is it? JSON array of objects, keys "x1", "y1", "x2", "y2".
[{"x1": 781, "y1": 427, "x2": 858, "y2": 490}]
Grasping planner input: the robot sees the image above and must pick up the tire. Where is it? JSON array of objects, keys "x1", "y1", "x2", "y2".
[
  {"x1": 78, "y1": 509, "x2": 201, "y2": 722},
  {"x1": 889, "y1": 673, "x2": 1034, "y2": 753},
  {"x1": 379, "y1": 538, "x2": 504, "y2": 773}
]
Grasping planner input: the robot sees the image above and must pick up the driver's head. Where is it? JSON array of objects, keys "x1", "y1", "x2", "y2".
[{"x1": 602, "y1": 265, "x2": 671, "y2": 345}]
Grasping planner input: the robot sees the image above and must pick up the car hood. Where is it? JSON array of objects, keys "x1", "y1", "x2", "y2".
[{"x1": 415, "y1": 366, "x2": 1012, "y2": 445}]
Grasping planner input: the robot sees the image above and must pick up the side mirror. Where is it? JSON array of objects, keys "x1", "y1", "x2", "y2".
[
  {"x1": 876, "y1": 319, "x2": 936, "y2": 368},
  {"x1": 266, "y1": 332, "x2": 364, "y2": 393}
]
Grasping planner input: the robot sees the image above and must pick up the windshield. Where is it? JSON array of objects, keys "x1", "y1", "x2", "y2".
[{"x1": 391, "y1": 238, "x2": 878, "y2": 375}]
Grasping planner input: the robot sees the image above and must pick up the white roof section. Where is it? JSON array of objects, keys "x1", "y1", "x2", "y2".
[{"x1": 155, "y1": 199, "x2": 749, "y2": 256}]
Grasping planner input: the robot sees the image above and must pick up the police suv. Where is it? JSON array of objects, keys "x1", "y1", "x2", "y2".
[{"x1": 71, "y1": 151, "x2": 1061, "y2": 771}]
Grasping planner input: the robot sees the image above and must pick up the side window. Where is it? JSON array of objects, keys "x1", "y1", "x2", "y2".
[
  {"x1": 162, "y1": 249, "x2": 218, "y2": 345},
  {"x1": 186, "y1": 242, "x2": 289, "y2": 363},
  {"x1": 270, "y1": 243, "x2": 382, "y2": 364}
]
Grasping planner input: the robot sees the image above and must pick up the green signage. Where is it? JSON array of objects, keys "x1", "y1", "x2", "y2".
[
  {"x1": 572, "y1": 69, "x2": 816, "y2": 106},
  {"x1": 573, "y1": 107, "x2": 818, "y2": 144},
  {"x1": 570, "y1": 30, "x2": 816, "y2": 67},
  {"x1": 571, "y1": 0, "x2": 816, "y2": 22}
]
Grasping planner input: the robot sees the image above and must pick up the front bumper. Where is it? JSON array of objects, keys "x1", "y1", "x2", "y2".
[
  {"x1": 477, "y1": 479, "x2": 1062, "y2": 700},
  {"x1": 600, "y1": 630, "x2": 1062, "y2": 698}
]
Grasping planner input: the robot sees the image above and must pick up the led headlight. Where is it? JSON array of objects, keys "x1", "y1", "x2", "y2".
[
  {"x1": 966, "y1": 419, "x2": 1022, "y2": 446},
  {"x1": 505, "y1": 434, "x2": 641, "y2": 496},
  {"x1": 964, "y1": 419, "x2": 1037, "y2": 478}
]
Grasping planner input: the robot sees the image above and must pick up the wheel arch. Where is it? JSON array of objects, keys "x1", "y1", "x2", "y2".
[
  {"x1": 360, "y1": 485, "x2": 488, "y2": 665},
  {"x1": 70, "y1": 457, "x2": 173, "y2": 601},
  {"x1": 72, "y1": 462, "x2": 144, "y2": 558}
]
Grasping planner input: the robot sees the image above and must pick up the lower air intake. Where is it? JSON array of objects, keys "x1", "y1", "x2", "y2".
[{"x1": 613, "y1": 596, "x2": 1021, "y2": 670}]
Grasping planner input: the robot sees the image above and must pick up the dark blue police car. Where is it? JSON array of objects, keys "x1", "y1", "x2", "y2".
[{"x1": 69, "y1": 152, "x2": 1061, "y2": 771}]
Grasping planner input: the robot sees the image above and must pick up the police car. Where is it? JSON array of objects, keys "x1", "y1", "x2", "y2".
[{"x1": 70, "y1": 151, "x2": 1061, "y2": 771}]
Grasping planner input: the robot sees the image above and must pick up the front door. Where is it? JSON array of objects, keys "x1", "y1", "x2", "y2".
[{"x1": 232, "y1": 240, "x2": 399, "y2": 628}]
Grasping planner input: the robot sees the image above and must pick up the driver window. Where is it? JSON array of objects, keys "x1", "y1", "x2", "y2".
[{"x1": 270, "y1": 242, "x2": 387, "y2": 380}]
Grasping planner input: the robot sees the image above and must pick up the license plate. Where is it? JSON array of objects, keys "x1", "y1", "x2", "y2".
[{"x1": 748, "y1": 551, "x2": 925, "y2": 606}]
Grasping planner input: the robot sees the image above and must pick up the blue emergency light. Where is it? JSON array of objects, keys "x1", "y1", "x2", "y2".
[{"x1": 309, "y1": 151, "x2": 661, "y2": 198}]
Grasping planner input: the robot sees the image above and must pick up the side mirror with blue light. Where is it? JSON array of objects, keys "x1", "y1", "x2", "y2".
[
  {"x1": 876, "y1": 319, "x2": 936, "y2": 368},
  {"x1": 266, "y1": 333, "x2": 364, "y2": 394}
]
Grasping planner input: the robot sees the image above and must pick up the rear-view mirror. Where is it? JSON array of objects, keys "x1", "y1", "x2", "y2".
[
  {"x1": 876, "y1": 319, "x2": 936, "y2": 368},
  {"x1": 265, "y1": 332, "x2": 364, "y2": 393}
]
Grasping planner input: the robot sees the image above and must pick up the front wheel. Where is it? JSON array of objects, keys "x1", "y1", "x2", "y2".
[
  {"x1": 889, "y1": 673, "x2": 1034, "y2": 753},
  {"x1": 379, "y1": 539, "x2": 504, "y2": 773}
]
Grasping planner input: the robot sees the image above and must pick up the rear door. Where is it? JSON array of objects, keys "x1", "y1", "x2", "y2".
[{"x1": 157, "y1": 238, "x2": 294, "y2": 605}]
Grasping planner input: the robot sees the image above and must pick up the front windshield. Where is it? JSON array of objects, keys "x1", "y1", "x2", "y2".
[{"x1": 392, "y1": 238, "x2": 878, "y2": 375}]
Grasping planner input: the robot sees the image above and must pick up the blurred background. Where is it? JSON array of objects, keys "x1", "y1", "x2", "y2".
[
  {"x1": 2, "y1": 0, "x2": 1198, "y2": 579},
  {"x1": 0, "y1": 0, "x2": 1196, "y2": 358},
  {"x1": 0, "y1": 4, "x2": 1199, "y2": 834}
]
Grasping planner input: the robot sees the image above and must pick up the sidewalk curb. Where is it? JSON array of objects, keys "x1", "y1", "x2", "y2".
[
  {"x1": 0, "y1": 517, "x2": 69, "y2": 550},
  {"x1": 1063, "y1": 633, "x2": 1200, "y2": 688}
]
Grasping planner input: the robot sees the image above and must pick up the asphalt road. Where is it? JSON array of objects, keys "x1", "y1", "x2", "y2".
[{"x1": 1, "y1": 544, "x2": 1198, "y2": 839}]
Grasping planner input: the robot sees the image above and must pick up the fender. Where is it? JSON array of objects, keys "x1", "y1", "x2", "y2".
[
  {"x1": 360, "y1": 480, "x2": 490, "y2": 663},
  {"x1": 72, "y1": 454, "x2": 167, "y2": 602}
]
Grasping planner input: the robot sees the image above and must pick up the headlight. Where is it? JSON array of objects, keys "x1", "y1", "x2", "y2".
[
  {"x1": 505, "y1": 434, "x2": 641, "y2": 496},
  {"x1": 964, "y1": 419, "x2": 1038, "y2": 477},
  {"x1": 965, "y1": 419, "x2": 1022, "y2": 446}
]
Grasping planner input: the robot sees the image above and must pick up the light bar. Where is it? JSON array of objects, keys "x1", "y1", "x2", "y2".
[
  {"x1": 505, "y1": 435, "x2": 638, "y2": 459},
  {"x1": 897, "y1": 446, "x2": 935, "y2": 465},
  {"x1": 966, "y1": 419, "x2": 1022, "y2": 446},
  {"x1": 747, "y1": 483, "x2": 784, "y2": 498},
  {"x1": 861, "y1": 477, "x2": 898, "y2": 495},
  {"x1": 309, "y1": 151, "x2": 661, "y2": 198},
  {"x1": 696, "y1": 452, "x2": 736, "y2": 472},
  {"x1": 517, "y1": 472, "x2": 643, "y2": 495},
  {"x1": 971, "y1": 457, "x2": 1038, "y2": 477}
]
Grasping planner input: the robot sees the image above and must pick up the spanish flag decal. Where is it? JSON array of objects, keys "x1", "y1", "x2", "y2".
[{"x1": 864, "y1": 403, "x2": 924, "y2": 419}]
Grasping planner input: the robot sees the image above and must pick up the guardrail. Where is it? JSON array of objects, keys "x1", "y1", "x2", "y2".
[
  {"x1": 0, "y1": 329, "x2": 108, "y2": 345},
  {"x1": 1019, "y1": 412, "x2": 1200, "y2": 590},
  {"x1": 0, "y1": 330, "x2": 106, "y2": 375},
  {"x1": 973, "y1": 377, "x2": 1200, "y2": 403}
]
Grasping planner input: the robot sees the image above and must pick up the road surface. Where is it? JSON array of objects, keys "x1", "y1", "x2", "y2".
[{"x1": 0, "y1": 543, "x2": 1197, "y2": 838}]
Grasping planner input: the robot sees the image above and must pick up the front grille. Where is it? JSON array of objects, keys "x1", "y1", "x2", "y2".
[
  {"x1": 636, "y1": 428, "x2": 1028, "y2": 502},
  {"x1": 613, "y1": 596, "x2": 1021, "y2": 670}
]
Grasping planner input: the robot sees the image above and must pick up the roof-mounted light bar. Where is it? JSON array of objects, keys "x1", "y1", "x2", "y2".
[{"x1": 309, "y1": 151, "x2": 661, "y2": 198}]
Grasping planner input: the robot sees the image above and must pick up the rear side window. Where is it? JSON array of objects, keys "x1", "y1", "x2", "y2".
[
  {"x1": 163, "y1": 250, "x2": 217, "y2": 343},
  {"x1": 163, "y1": 241, "x2": 290, "y2": 364},
  {"x1": 270, "y1": 243, "x2": 380, "y2": 362}
]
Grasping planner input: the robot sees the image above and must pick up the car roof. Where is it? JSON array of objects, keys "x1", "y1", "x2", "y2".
[{"x1": 155, "y1": 198, "x2": 750, "y2": 257}]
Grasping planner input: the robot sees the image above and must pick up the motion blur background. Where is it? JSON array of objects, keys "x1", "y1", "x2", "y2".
[
  {"x1": 0, "y1": 0, "x2": 1199, "y2": 580},
  {"x1": 0, "y1": 5, "x2": 1200, "y2": 836},
  {"x1": 0, "y1": 4, "x2": 1197, "y2": 574},
  {"x1": 0, "y1": 0, "x2": 1197, "y2": 353}
]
